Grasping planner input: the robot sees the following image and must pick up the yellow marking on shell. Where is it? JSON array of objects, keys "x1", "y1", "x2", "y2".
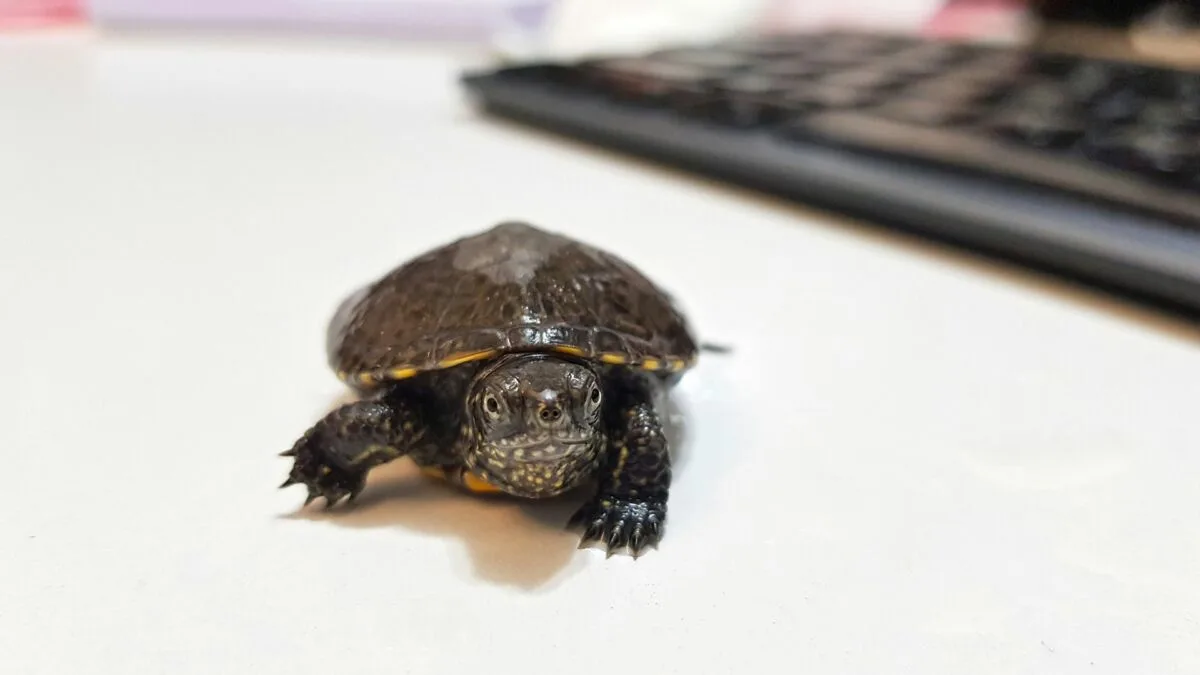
[
  {"x1": 437, "y1": 350, "x2": 498, "y2": 369},
  {"x1": 386, "y1": 367, "x2": 420, "y2": 380},
  {"x1": 553, "y1": 345, "x2": 586, "y2": 357},
  {"x1": 641, "y1": 358, "x2": 662, "y2": 371},
  {"x1": 462, "y1": 472, "x2": 503, "y2": 494},
  {"x1": 599, "y1": 353, "x2": 627, "y2": 365},
  {"x1": 669, "y1": 358, "x2": 687, "y2": 371},
  {"x1": 356, "y1": 372, "x2": 377, "y2": 385}
]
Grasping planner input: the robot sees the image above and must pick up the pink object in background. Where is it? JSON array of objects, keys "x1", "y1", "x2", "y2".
[
  {"x1": 923, "y1": 0, "x2": 1033, "y2": 41},
  {"x1": 755, "y1": 0, "x2": 1032, "y2": 42},
  {"x1": 0, "y1": 0, "x2": 83, "y2": 28},
  {"x1": 757, "y1": 0, "x2": 944, "y2": 33}
]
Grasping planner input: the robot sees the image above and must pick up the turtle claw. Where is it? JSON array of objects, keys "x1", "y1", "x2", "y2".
[
  {"x1": 577, "y1": 522, "x2": 602, "y2": 549},
  {"x1": 571, "y1": 496, "x2": 665, "y2": 557},
  {"x1": 605, "y1": 528, "x2": 624, "y2": 556},
  {"x1": 628, "y1": 529, "x2": 647, "y2": 556},
  {"x1": 280, "y1": 436, "x2": 367, "y2": 511},
  {"x1": 289, "y1": 472, "x2": 363, "y2": 510},
  {"x1": 321, "y1": 483, "x2": 362, "y2": 509}
]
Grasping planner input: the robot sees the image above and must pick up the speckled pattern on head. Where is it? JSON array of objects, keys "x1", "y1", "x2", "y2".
[{"x1": 326, "y1": 221, "x2": 698, "y2": 388}]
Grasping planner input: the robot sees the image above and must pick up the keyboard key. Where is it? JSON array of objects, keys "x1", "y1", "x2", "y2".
[
  {"x1": 717, "y1": 35, "x2": 823, "y2": 58},
  {"x1": 1177, "y1": 73, "x2": 1200, "y2": 119},
  {"x1": 803, "y1": 44, "x2": 893, "y2": 67},
  {"x1": 820, "y1": 68, "x2": 907, "y2": 91},
  {"x1": 700, "y1": 74, "x2": 790, "y2": 125},
  {"x1": 907, "y1": 76, "x2": 1003, "y2": 105},
  {"x1": 584, "y1": 57, "x2": 716, "y2": 105},
  {"x1": 987, "y1": 107, "x2": 1086, "y2": 149},
  {"x1": 1028, "y1": 52, "x2": 1078, "y2": 76},
  {"x1": 1090, "y1": 87, "x2": 1145, "y2": 124},
  {"x1": 869, "y1": 96, "x2": 980, "y2": 126},
  {"x1": 1131, "y1": 66, "x2": 1183, "y2": 98},
  {"x1": 1138, "y1": 101, "x2": 1200, "y2": 132},
  {"x1": 1062, "y1": 62, "x2": 1121, "y2": 101},
  {"x1": 781, "y1": 83, "x2": 881, "y2": 111},
  {"x1": 648, "y1": 48, "x2": 758, "y2": 73},
  {"x1": 1083, "y1": 125, "x2": 1200, "y2": 182},
  {"x1": 752, "y1": 58, "x2": 833, "y2": 80},
  {"x1": 958, "y1": 50, "x2": 1033, "y2": 75},
  {"x1": 1011, "y1": 80, "x2": 1080, "y2": 110},
  {"x1": 886, "y1": 42, "x2": 975, "y2": 75}
]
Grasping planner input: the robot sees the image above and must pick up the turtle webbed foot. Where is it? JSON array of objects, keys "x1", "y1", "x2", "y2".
[
  {"x1": 278, "y1": 399, "x2": 425, "y2": 509},
  {"x1": 570, "y1": 496, "x2": 665, "y2": 557},
  {"x1": 280, "y1": 438, "x2": 367, "y2": 509}
]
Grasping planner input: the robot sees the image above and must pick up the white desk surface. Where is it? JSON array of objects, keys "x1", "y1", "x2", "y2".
[{"x1": 3, "y1": 29, "x2": 1200, "y2": 675}]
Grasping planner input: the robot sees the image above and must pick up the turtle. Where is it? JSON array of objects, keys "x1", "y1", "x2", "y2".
[{"x1": 279, "y1": 220, "x2": 699, "y2": 556}]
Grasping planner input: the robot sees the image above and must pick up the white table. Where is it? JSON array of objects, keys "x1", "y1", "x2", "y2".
[{"x1": 3, "y1": 28, "x2": 1199, "y2": 675}]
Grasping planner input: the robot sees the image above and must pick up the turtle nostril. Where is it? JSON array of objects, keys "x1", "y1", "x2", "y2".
[{"x1": 539, "y1": 407, "x2": 561, "y2": 423}]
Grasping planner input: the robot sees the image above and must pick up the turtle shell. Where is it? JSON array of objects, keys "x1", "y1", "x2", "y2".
[{"x1": 326, "y1": 221, "x2": 698, "y2": 389}]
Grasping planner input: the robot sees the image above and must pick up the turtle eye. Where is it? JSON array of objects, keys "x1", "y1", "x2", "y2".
[
  {"x1": 483, "y1": 394, "x2": 501, "y2": 418},
  {"x1": 588, "y1": 385, "x2": 601, "y2": 407}
]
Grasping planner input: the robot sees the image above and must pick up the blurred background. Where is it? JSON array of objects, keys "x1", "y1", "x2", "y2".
[{"x1": 2, "y1": 1, "x2": 1198, "y2": 65}]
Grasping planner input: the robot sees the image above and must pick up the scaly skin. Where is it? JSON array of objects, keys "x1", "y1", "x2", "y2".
[
  {"x1": 570, "y1": 371, "x2": 671, "y2": 557},
  {"x1": 280, "y1": 394, "x2": 431, "y2": 507}
]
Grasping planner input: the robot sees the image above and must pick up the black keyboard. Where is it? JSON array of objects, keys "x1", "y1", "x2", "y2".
[{"x1": 460, "y1": 31, "x2": 1200, "y2": 317}]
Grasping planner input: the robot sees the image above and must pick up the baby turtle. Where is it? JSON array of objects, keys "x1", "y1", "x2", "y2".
[{"x1": 280, "y1": 221, "x2": 698, "y2": 556}]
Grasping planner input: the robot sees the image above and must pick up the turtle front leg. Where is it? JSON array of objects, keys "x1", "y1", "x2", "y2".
[
  {"x1": 280, "y1": 393, "x2": 430, "y2": 508},
  {"x1": 570, "y1": 375, "x2": 671, "y2": 557}
]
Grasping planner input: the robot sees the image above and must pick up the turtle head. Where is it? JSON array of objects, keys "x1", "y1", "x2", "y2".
[{"x1": 466, "y1": 354, "x2": 606, "y2": 498}]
